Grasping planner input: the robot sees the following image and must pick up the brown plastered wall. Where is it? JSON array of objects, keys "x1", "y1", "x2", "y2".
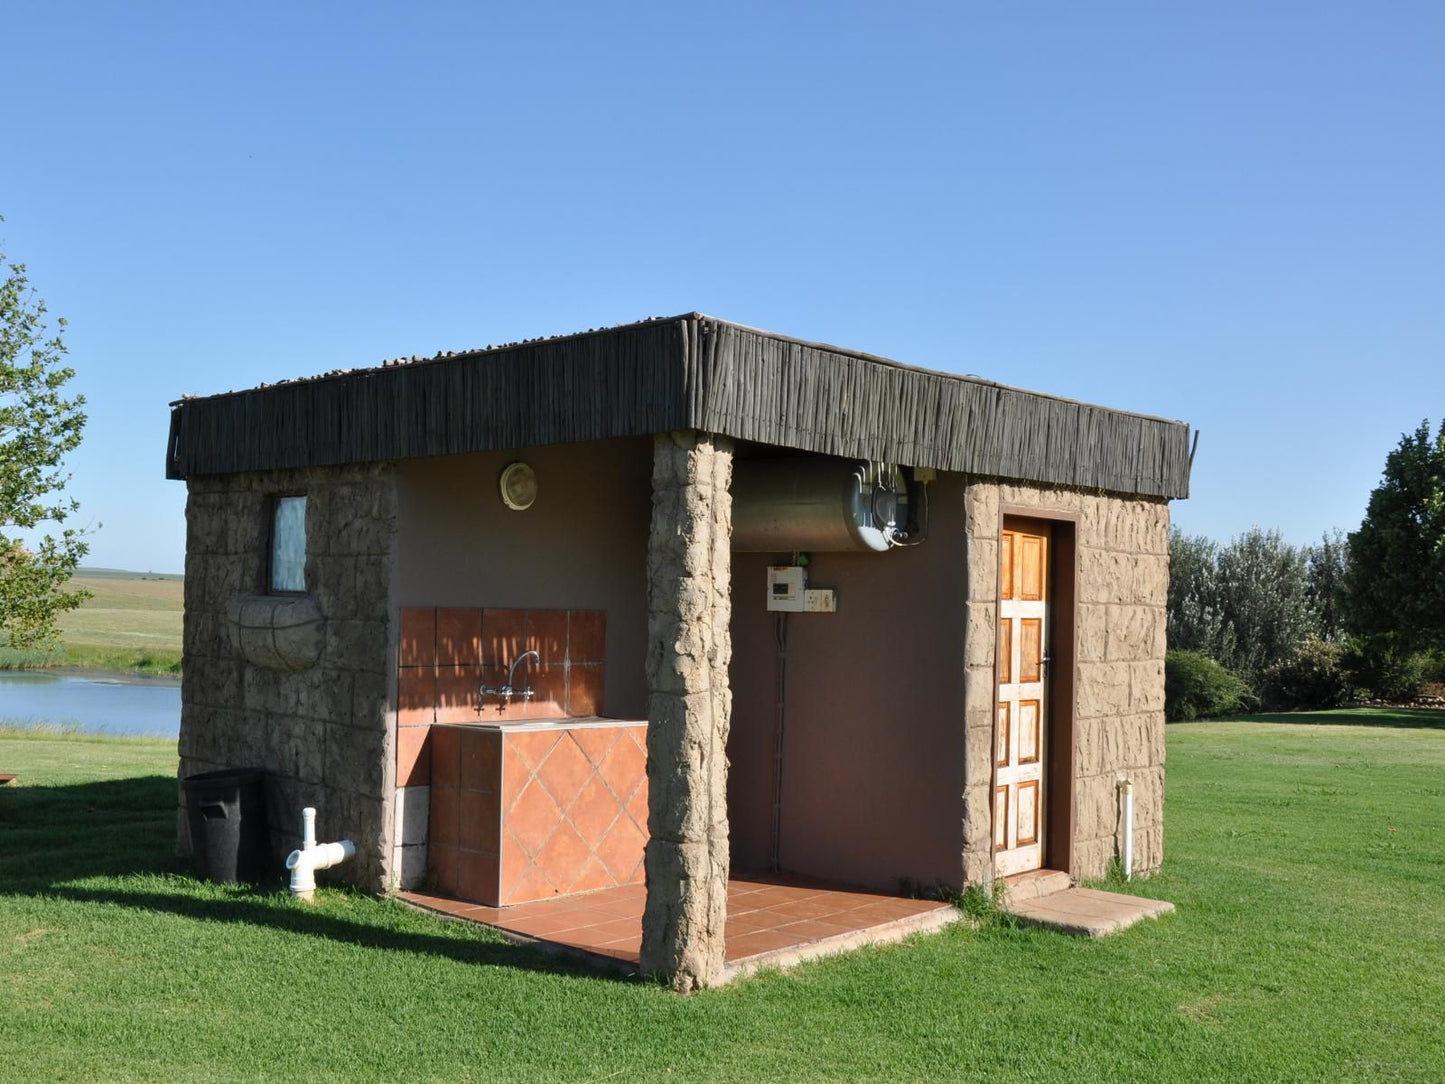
[
  {"x1": 179, "y1": 463, "x2": 399, "y2": 889},
  {"x1": 392, "y1": 438, "x2": 652, "y2": 720},
  {"x1": 727, "y1": 472, "x2": 969, "y2": 893},
  {"x1": 961, "y1": 480, "x2": 1169, "y2": 885}
]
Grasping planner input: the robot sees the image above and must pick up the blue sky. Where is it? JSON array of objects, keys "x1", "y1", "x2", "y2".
[{"x1": 5, "y1": 2, "x2": 1442, "y2": 573}]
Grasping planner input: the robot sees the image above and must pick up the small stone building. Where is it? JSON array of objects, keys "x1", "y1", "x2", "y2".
[{"x1": 168, "y1": 314, "x2": 1190, "y2": 989}]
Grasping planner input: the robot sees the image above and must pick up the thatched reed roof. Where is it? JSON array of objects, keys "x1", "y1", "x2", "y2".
[{"x1": 166, "y1": 313, "x2": 1191, "y2": 498}]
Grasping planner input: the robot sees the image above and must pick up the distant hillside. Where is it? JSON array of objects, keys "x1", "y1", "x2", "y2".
[
  {"x1": 60, "y1": 572, "x2": 184, "y2": 652},
  {"x1": 76, "y1": 567, "x2": 184, "y2": 581}
]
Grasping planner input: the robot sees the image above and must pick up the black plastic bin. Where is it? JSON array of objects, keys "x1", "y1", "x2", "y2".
[{"x1": 181, "y1": 768, "x2": 270, "y2": 884}]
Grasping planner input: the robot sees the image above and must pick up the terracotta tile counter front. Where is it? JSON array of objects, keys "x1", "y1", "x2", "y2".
[{"x1": 427, "y1": 718, "x2": 649, "y2": 906}]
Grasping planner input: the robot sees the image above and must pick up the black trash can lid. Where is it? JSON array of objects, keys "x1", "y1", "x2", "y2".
[{"x1": 180, "y1": 767, "x2": 266, "y2": 790}]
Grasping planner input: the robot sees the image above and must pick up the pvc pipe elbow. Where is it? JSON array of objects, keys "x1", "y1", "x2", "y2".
[
  {"x1": 311, "y1": 840, "x2": 356, "y2": 870},
  {"x1": 285, "y1": 823, "x2": 356, "y2": 899}
]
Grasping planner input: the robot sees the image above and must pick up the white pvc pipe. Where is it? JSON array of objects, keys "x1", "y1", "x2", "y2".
[
  {"x1": 285, "y1": 807, "x2": 355, "y2": 901},
  {"x1": 1120, "y1": 779, "x2": 1135, "y2": 881}
]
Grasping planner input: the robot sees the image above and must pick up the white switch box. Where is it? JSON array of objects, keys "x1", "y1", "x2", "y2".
[
  {"x1": 804, "y1": 588, "x2": 836, "y2": 613},
  {"x1": 766, "y1": 565, "x2": 806, "y2": 611}
]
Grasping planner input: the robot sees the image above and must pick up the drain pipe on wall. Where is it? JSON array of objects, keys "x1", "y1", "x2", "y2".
[
  {"x1": 285, "y1": 807, "x2": 355, "y2": 901},
  {"x1": 1118, "y1": 779, "x2": 1134, "y2": 881},
  {"x1": 768, "y1": 612, "x2": 789, "y2": 872}
]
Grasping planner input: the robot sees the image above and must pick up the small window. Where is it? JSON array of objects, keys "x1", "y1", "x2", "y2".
[{"x1": 269, "y1": 495, "x2": 307, "y2": 593}]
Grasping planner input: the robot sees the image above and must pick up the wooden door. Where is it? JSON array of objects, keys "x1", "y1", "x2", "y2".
[{"x1": 995, "y1": 521, "x2": 1050, "y2": 876}]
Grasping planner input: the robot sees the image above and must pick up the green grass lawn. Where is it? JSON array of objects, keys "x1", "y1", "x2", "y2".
[
  {"x1": 0, "y1": 572, "x2": 183, "y2": 676},
  {"x1": 2, "y1": 711, "x2": 1443, "y2": 1082}
]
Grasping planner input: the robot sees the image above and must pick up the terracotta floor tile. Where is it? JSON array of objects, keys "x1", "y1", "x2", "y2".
[
  {"x1": 773, "y1": 918, "x2": 859, "y2": 941},
  {"x1": 454, "y1": 904, "x2": 506, "y2": 924},
  {"x1": 816, "y1": 888, "x2": 880, "y2": 906},
  {"x1": 743, "y1": 888, "x2": 825, "y2": 909},
  {"x1": 419, "y1": 895, "x2": 482, "y2": 918},
  {"x1": 727, "y1": 892, "x2": 769, "y2": 907},
  {"x1": 578, "y1": 894, "x2": 646, "y2": 919},
  {"x1": 504, "y1": 900, "x2": 604, "y2": 925},
  {"x1": 502, "y1": 911, "x2": 598, "y2": 938},
  {"x1": 847, "y1": 899, "x2": 946, "y2": 923},
  {"x1": 401, "y1": 874, "x2": 956, "y2": 973},
  {"x1": 727, "y1": 901, "x2": 766, "y2": 920},
  {"x1": 727, "y1": 878, "x2": 774, "y2": 892},
  {"x1": 727, "y1": 908, "x2": 778, "y2": 930},
  {"x1": 582, "y1": 917, "x2": 642, "y2": 943},
  {"x1": 836, "y1": 912, "x2": 890, "y2": 933},
  {"x1": 723, "y1": 929, "x2": 806, "y2": 962},
  {"x1": 765, "y1": 896, "x2": 857, "y2": 921},
  {"x1": 821, "y1": 890, "x2": 900, "y2": 911},
  {"x1": 589, "y1": 942, "x2": 642, "y2": 963},
  {"x1": 533, "y1": 906, "x2": 619, "y2": 931},
  {"x1": 595, "y1": 936, "x2": 642, "y2": 956},
  {"x1": 555, "y1": 929, "x2": 618, "y2": 952},
  {"x1": 724, "y1": 913, "x2": 777, "y2": 938}
]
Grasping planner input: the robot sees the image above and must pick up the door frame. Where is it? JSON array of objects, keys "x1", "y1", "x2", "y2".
[{"x1": 991, "y1": 508, "x2": 1079, "y2": 878}]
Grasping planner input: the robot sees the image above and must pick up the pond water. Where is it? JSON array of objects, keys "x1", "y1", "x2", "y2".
[{"x1": 0, "y1": 671, "x2": 181, "y2": 738}]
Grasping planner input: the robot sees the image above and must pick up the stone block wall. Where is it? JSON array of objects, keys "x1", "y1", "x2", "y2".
[
  {"x1": 179, "y1": 463, "x2": 398, "y2": 889},
  {"x1": 961, "y1": 480, "x2": 1169, "y2": 885}
]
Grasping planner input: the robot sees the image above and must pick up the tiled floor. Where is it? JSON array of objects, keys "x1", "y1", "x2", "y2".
[{"x1": 397, "y1": 870, "x2": 959, "y2": 979}]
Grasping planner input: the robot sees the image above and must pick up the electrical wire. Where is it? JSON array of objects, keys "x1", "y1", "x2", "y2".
[{"x1": 892, "y1": 475, "x2": 930, "y2": 547}]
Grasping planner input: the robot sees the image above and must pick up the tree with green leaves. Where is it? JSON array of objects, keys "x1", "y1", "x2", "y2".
[
  {"x1": 1166, "y1": 526, "x2": 1224, "y2": 654},
  {"x1": 1167, "y1": 525, "x2": 1315, "y2": 686},
  {"x1": 1, "y1": 219, "x2": 90, "y2": 649},
  {"x1": 1342, "y1": 419, "x2": 1445, "y2": 659},
  {"x1": 1213, "y1": 526, "x2": 1315, "y2": 684},
  {"x1": 1305, "y1": 528, "x2": 1349, "y2": 643}
]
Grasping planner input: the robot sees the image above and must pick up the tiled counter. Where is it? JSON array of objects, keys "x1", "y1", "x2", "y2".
[{"x1": 427, "y1": 718, "x2": 648, "y2": 906}]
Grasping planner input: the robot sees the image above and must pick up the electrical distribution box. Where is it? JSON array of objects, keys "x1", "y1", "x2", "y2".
[{"x1": 766, "y1": 565, "x2": 806, "y2": 612}]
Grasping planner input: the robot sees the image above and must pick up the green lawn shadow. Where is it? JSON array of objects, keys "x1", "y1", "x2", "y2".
[
  {"x1": 0, "y1": 774, "x2": 631, "y2": 984},
  {"x1": 1194, "y1": 707, "x2": 1445, "y2": 731}
]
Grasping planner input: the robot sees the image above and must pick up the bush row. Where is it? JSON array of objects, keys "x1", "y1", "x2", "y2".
[{"x1": 1164, "y1": 640, "x2": 1444, "y2": 721}]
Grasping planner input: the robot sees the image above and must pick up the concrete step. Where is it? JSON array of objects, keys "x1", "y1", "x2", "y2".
[
  {"x1": 1000, "y1": 869, "x2": 1071, "y2": 909},
  {"x1": 1007, "y1": 886, "x2": 1176, "y2": 938}
]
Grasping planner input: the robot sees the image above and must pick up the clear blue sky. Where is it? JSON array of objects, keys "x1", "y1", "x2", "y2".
[{"x1": 5, "y1": 2, "x2": 1442, "y2": 573}]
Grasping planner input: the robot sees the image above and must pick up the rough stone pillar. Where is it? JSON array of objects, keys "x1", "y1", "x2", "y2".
[
  {"x1": 640, "y1": 431, "x2": 733, "y2": 991},
  {"x1": 960, "y1": 480, "x2": 1001, "y2": 889}
]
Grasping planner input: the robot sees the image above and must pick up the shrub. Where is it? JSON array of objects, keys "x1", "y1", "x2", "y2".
[
  {"x1": 1419, "y1": 649, "x2": 1445, "y2": 688},
  {"x1": 1165, "y1": 650, "x2": 1252, "y2": 721},
  {"x1": 1259, "y1": 640, "x2": 1353, "y2": 711},
  {"x1": 1342, "y1": 637, "x2": 1427, "y2": 702}
]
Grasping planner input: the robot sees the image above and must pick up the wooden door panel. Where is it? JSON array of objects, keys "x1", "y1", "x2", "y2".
[
  {"x1": 1020, "y1": 619, "x2": 1043, "y2": 682},
  {"x1": 1020, "y1": 534, "x2": 1047, "y2": 600},
  {"x1": 1001, "y1": 534, "x2": 1015, "y2": 600},
  {"x1": 995, "y1": 523, "x2": 1050, "y2": 876},
  {"x1": 996, "y1": 703, "x2": 1011, "y2": 768},
  {"x1": 1018, "y1": 700, "x2": 1041, "y2": 764},
  {"x1": 1017, "y1": 781, "x2": 1039, "y2": 846}
]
